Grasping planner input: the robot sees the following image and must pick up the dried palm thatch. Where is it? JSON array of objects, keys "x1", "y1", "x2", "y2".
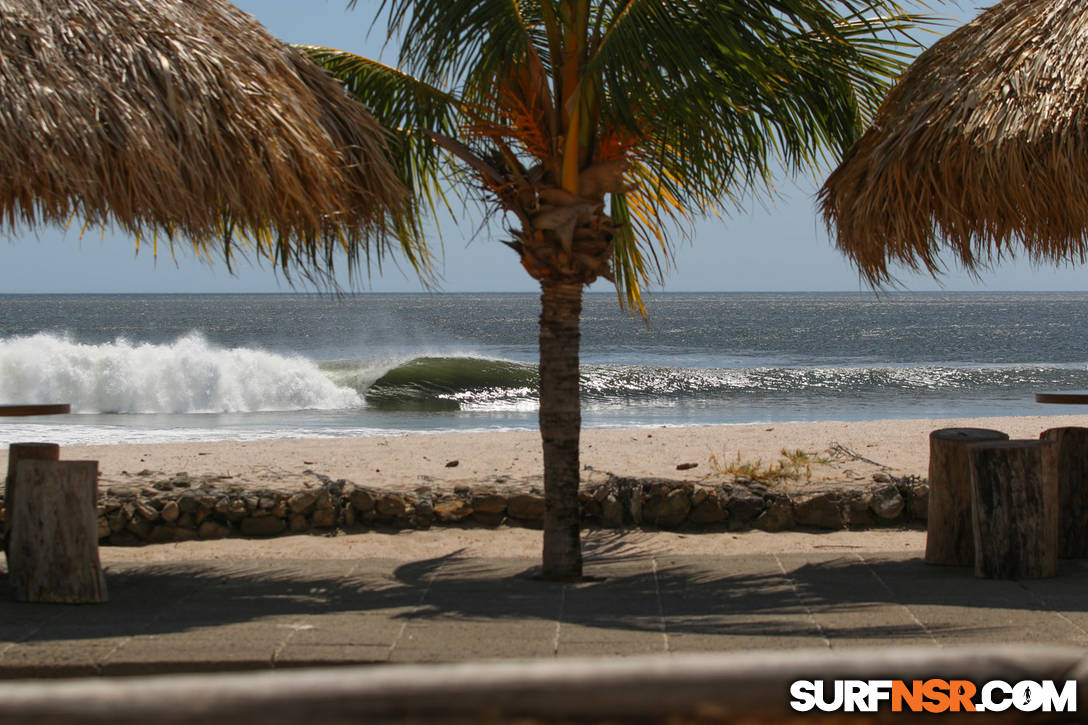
[
  {"x1": 820, "y1": 0, "x2": 1088, "y2": 284},
  {"x1": 0, "y1": 0, "x2": 410, "y2": 281}
]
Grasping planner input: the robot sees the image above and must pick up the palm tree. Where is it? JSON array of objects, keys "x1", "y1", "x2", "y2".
[{"x1": 302, "y1": 0, "x2": 924, "y2": 580}]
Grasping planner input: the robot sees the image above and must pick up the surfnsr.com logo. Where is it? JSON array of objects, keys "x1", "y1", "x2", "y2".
[{"x1": 790, "y1": 679, "x2": 1077, "y2": 714}]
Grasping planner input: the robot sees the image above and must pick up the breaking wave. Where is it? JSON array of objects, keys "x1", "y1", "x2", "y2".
[
  {"x1": 362, "y1": 356, "x2": 537, "y2": 411},
  {"x1": 357, "y1": 356, "x2": 1088, "y2": 411},
  {"x1": 0, "y1": 333, "x2": 362, "y2": 414},
  {"x1": 3, "y1": 335, "x2": 1084, "y2": 417}
]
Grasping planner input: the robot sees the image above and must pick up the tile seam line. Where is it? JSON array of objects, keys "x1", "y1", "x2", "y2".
[
  {"x1": 0, "y1": 557, "x2": 118, "y2": 657},
  {"x1": 98, "y1": 563, "x2": 208, "y2": 670},
  {"x1": 0, "y1": 605, "x2": 66, "y2": 659},
  {"x1": 553, "y1": 583, "x2": 566, "y2": 657},
  {"x1": 773, "y1": 552, "x2": 832, "y2": 649},
  {"x1": 853, "y1": 552, "x2": 942, "y2": 648},
  {"x1": 386, "y1": 558, "x2": 440, "y2": 661},
  {"x1": 651, "y1": 557, "x2": 670, "y2": 654},
  {"x1": 1014, "y1": 579, "x2": 1088, "y2": 644},
  {"x1": 272, "y1": 560, "x2": 364, "y2": 666}
]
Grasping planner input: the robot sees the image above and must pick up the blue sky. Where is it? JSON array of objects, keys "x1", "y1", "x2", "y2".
[{"x1": 3, "y1": 1, "x2": 1081, "y2": 295}]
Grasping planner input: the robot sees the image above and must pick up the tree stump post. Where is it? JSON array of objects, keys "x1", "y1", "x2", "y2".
[
  {"x1": 925, "y1": 428, "x2": 1009, "y2": 566},
  {"x1": 8, "y1": 459, "x2": 107, "y2": 603},
  {"x1": 1040, "y1": 427, "x2": 1088, "y2": 558},
  {"x1": 4, "y1": 443, "x2": 60, "y2": 554},
  {"x1": 970, "y1": 440, "x2": 1058, "y2": 580}
]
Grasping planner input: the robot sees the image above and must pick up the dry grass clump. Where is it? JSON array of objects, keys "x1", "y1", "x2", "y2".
[
  {"x1": 0, "y1": 0, "x2": 409, "y2": 281},
  {"x1": 708, "y1": 448, "x2": 829, "y2": 485},
  {"x1": 821, "y1": 0, "x2": 1088, "y2": 286}
]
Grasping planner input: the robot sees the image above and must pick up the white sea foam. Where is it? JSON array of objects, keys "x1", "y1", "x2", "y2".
[{"x1": 0, "y1": 333, "x2": 362, "y2": 414}]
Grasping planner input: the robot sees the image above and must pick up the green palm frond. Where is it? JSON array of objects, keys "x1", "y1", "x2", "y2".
[
  {"x1": 304, "y1": 0, "x2": 932, "y2": 309},
  {"x1": 363, "y1": 0, "x2": 547, "y2": 93},
  {"x1": 609, "y1": 192, "x2": 650, "y2": 314},
  {"x1": 300, "y1": 45, "x2": 472, "y2": 270},
  {"x1": 614, "y1": 158, "x2": 702, "y2": 308},
  {"x1": 299, "y1": 46, "x2": 458, "y2": 203},
  {"x1": 586, "y1": 1, "x2": 928, "y2": 204}
]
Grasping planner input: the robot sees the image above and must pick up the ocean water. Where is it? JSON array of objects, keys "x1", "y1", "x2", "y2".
[{"x1": 1, "y1": 292, "x2": 1087, "y2": 445}]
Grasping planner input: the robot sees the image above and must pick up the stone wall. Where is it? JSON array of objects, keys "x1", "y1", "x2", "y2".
[{"x1": 77, "y1": 472, "x2": 929, "y2": 546}]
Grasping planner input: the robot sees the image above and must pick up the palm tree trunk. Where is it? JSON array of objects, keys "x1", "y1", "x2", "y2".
[{"x1": 538, "y1": 277, "x2": 584, "y2": 580}]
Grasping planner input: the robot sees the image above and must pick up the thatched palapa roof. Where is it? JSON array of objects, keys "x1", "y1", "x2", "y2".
[
  {"x1": 820, "y1": 0, "x2": 1088, "y2": 284},
  {"x1": 0, "y1": 0, "x2": 406, "y2": 275}
]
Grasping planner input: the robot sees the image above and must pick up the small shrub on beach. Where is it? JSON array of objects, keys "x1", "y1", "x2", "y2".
[{"x1": 708, "y1": 448, "x2": 828, "y2": 484}]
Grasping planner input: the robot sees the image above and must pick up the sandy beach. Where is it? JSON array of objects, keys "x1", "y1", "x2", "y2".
[
  {"x1": 5, "y1": 413, "x2": 1078, "y2": 564},
  {"x1": 54, "y1": 413, "x2": 1088, "y2": 492}
]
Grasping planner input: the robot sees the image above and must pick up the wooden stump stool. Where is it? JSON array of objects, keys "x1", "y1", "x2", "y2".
[
  {"x1": 5, "y1": 442, "x2": 59, "y2": 511},
  {"x1": 1040, "y1": 427, "x2": 1088, "y2": 558},
  {"x1": 926, "y1": 428, "x2": 1010, "y2": 566},
  {"x1": 7, "y1": 459, "x2": 107, "y2": 603},
  {"x1": 970, "y1": 440, "x2": 1058, "y2": 580},
  {"x1": 4, "y1": 442, "x2": 60, "y2": 555}
]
